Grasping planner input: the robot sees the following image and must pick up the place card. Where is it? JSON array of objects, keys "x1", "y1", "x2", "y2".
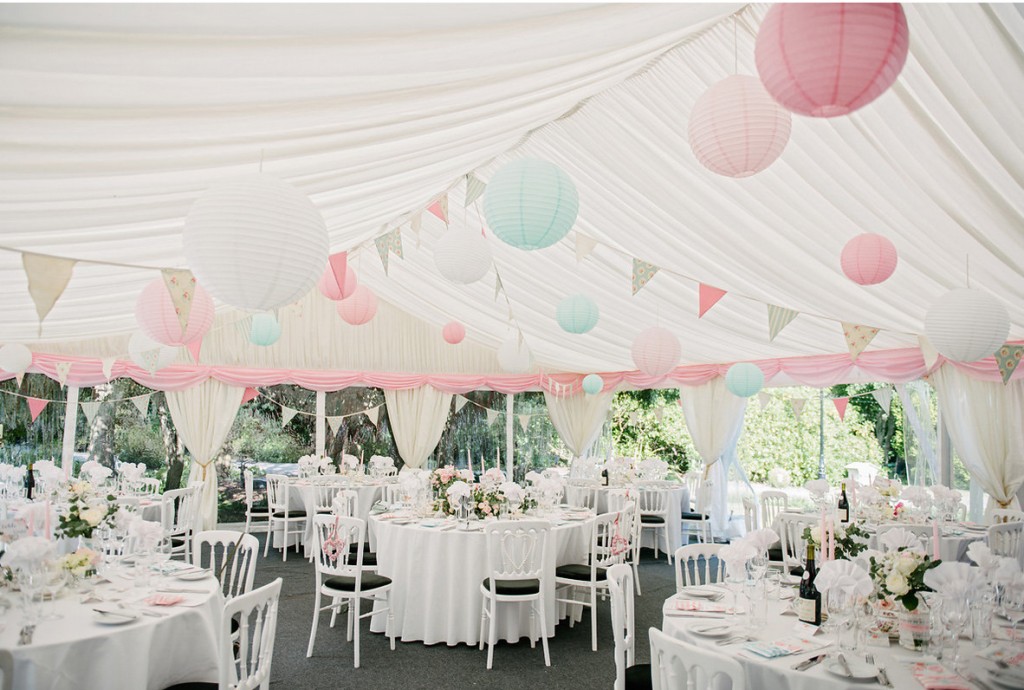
[
  {"x1": 672, "y1": 600, "x2": 729, "y2": 614},
  {"x1": 742, "y1": 635, "x2": 827, "y2": 659},
  {"x1": 791, "y1": 621, "x2": 822, "y2": 637}
]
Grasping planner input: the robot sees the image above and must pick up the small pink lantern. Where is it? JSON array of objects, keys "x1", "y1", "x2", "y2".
[
  {"x1": 841, "y1": 233, "x2": 898, "y2": 285},
  {"x1": 317, "y1": 263, "x2": 358, "y2": 301},
  {"x1": 337, "y1": 285, "x2": 377, "y2": 325},
  {"x1": 688, "y1": 75, "x2": 792, "y2": 178},
  {"x1": 755, "y1": 3, "x2": 909, "y2": 117},
  {"x1": 442, "y1": 321, "x2": 465, "y2": 345},
  {"x1": 134, "y1": 277, "x2": 214, "y2": 347},
  {"x1": 631, "y1": 327, "x2": 681, "y2": 377}
]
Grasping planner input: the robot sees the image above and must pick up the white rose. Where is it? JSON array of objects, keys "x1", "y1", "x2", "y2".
[
  {"x1": 810, "y1": 527, "x2": 822, "y2": 544},
  {"x1": 895, "y1": 555, "x2": 918, "y2": 576},
  {"x1": 885, "y1": 572, "x2": 910, "y2": 596},
  {"x1": 80, "y1": 506, "x2": 106, "y2": 526}
]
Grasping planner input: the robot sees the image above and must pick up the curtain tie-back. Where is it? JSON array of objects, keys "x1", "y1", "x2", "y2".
[{"x1": 997, "y1": 497, "x2": 1014, "y2": 508}]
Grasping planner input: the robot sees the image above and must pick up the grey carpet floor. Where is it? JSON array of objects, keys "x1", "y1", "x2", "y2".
[{"x1": 250, "y1": 534, "x2": 678, "y2": 689}]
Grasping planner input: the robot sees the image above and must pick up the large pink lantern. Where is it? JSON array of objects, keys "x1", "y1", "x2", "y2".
[
  {"x1": 841, "y1": 233, "x2": 898, "y2": 285},
  {"x1": 631, "y1": 327, "x2": 681, "y2": 377},
  {"x1": 688, "y1": 75, "x2": 792, "y2": 178},
  {"x1": 442, "y1": 321, "x2": 465, "y2": 345},
  {"x1": 337, "y1": 285, "x2": 377, "y2": 325},
  {"x1": 317, "y1": 263, "x2": 358, "y2": 301},
  {"x1": 134, "y1": 277, "x2": 214, "y2": 347},
  {"x1": 755, "y1": 3, "x2": 909, "y2": 118}
]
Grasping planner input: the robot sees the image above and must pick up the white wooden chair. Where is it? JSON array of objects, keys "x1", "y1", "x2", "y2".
[
  {"x1": 308, "y1": 480, "x2": 342, "y2": 516},
  {"x1": 607, "y1": 490, "x2": 643, "y2": 595},
  {"x1": 307, "y1": 515, "x2": 394, "y2": 668},
  {"x1": 638, "y1": 486, "x2": 672, "y2": 563},
  {"x1": 673, "y1": 544, "x2": 724, "y2": 590},
  {"x1": 758, "y1": 490, "x2": 789, "y2": 530},
  {"x1": 742, "y1": 495, "x2": 758, "y2": 533},
  {"x1": 478, "y1": 520, "x2": 552, "y2": 669},
  {"x1": 565, "y1": 482, "x2": 599, "y2": 511},
  {"x1": 332, "y1": 489, "x2": 359, "y2": 518},
  {"x1": 160, "y1": 485, "x2": 201, "y2": 563},
  {"x1": 608, "y1": 563, "x2": 652, "y2": 690},
  {"x1": 243, "y1": 470, "x2": 270, "y2": 535},
  {"x1": 681, "y1": 472, "x2": 702, "y2": 512},
  {"x1": 193, "y1": 529, "x2": 259, "y2": 600},
  {"x1": 680, "y1": 479, "x2": 713, "y2": 544},
  {"x1": 777, "y1": 512, "x2": 818, "y2": 573},
  {"x1": 989, "y1": 520, "x2": 1024, "y2": 565},
  {"x1": 992, "y1": 509, "x2": 1024, "y2": 524},
  {"x1": 649, "y1": 627, "x2": 746, "y2": 690},
  {"x1": 263, "y1": 474, "x2": 305, "y2": 562}
]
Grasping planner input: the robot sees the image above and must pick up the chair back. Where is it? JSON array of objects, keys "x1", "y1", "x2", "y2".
[
  {"x1": 244, "y1": 469, "x2": 257, "y2": 508},
  {"x1": 221, "y1": 577, "x2": 283, "y2": 690},
  {"x1": 383, "y1": 484, "x2": 403, "y2": 505},
  {"x1": 638, "y1": 487, "x2": 670, "y2": 517},
  {"x1": 989, "y1": 520, "x2": 1024, "y2": 563},
  {"x1": 483, "y1": 520, "x2": 549, "y2": 587},
  {"x1": 193, "y1": 529, "x2": 259, "y2": 600},
  {"x1": 681, "y1": 472, "x2": 702, "y2": 510},
  {"x1": 265, "y1": 475, "x2": 290, "y2": 512},
  {"x1": 778, "y1": 512, "x2": 817, "y2": 567},
  {"x1": 565, "y1": 483, "x2": 598, "y2": 511},
  {"x1": 592, "y1": 510, "x2": 631, "y2": 571},
  {"x1": 308, "y1": 479, "x2": 342, "y2": 513},
  {"x1": 332, "y1": 489, "x2": 359, "y2": 518},
  {"x1": 759, "y1": 490, "x2": 789, "y2": 529},
  {"x1": 674, "y1": 544, "x2": 724, "y2": 589},
  {"x1": 161, "y1": 485, "x2": 201, "y2": 537},
  {"x1": 694, "y1": 479, "x2": 713, "y2": 515},
  {"x1": 742, "y1": 495, "x2": 757, "y2": 532},
  {"x1": 138, "y1": 477, "x2": 161, "y2": 495},
  {"x1": 992, "y1": 509, "x2": 1024, "y2": 524},
  {"x1": 607, "y1": 563, "x2": 636, "y2": 690},
  {"x1": 649, "y1": 627, "x2": 746, "y2": 690},
  {"x1": 311, "y1": 514, "x2": 369, "y2": 587},
  {"x1": 607, "y1": 490, "x2": 642, "y2": 560}
]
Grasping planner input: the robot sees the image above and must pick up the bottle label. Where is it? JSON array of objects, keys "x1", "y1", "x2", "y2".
[
  {"x1": 839, "y1": 507, "x2": 849, "y2": 522},
  {"x1": 797, "y1": 597, "x2": 818, "y2": 624}
]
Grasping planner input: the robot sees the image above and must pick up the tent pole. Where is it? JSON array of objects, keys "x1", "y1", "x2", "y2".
[
  {"x1": 505, "y1": 393, "x2": 514, "y2": 480},
  {"x1": 818, "y1": 389, "x2": 825, "y2": 480},
  {"x1": 62, "y1": 386, "x2": 79, "y2": 478},
  {"x1": 315, "y1": 390, "x2": 326, "y2": 456}
]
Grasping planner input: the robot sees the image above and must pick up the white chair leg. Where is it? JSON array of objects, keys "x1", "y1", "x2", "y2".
[
  {"x1": 478, "y1": 598, "x2": 487, "y2": 651},
  {"x1": 353, "y1": 598, "x2": 361, "y2": 669},
  {"x1": 347, "y1": 599, "x2": 355, "y2": 642},
  {"x1": 529, "y1": 604, "x2": 536, "y2": 649},
  {"x1": 486, "y1": 600, "x2": 497, "y2": 670},
  {"x1": 387, "y1": 595, "x2": 395, "y2": 650},
  {"x1": 590, "y1": 586, "x2": 598, "y2": 652},
  {"x1": 632, "y1": 560, "x2": 642, "y2": 596},
  {"x1": 537, "y1": 597, "x2": 551, "y2": 667},
  {"x1": 263, "y1": 521, "x2": 272, "y2": 557},
  {"x1": 306, "y1": 591, "x2": 321, "y2": 657}
]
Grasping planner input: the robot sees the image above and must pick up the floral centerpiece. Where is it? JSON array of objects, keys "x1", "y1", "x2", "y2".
[
  {"x1": 431, "y1": 465, "x2": 475, "y2": 513},
  {"x1": 867, "y1": 546, "x2": 941, "y2": 649},
  {"x1": 57, "y1": 481, "x2": 116, "y2": 540},
  {"x1": 767, "y1": 467, "x2": 791, "y2": 488},
  {"x1": 369, "y1": 455, "x2": 396, "y2": 477},
  {"x1": 802, "y1": 521, "x2": 870, "y2": 561},
  {"x1": 58, "y1": 547, "x2": 100, "y2": 579},
  {"x1": 298, "y1": 454, "x2": 334, "y2": 477}
]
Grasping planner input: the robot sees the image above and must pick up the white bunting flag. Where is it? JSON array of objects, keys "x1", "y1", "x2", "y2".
[
  {"x1": 365, "y1": 406, "x2": 380, "y2": 426},
  {"x1": 465, "y1": 173, "x2": 487, "y2": 206},
  {"x1": 494, "y1": 273, "x2": 504, "y2": 301},
  {"x1": 281, "y1": 406, "x2": 298, "y2": 428},
  {"x1": 575, "y1": 233, "x2": 597, "y2": 263},
  {"x1": 22, "y1": 252, "x2": 76, "y2": 331},
  {"x1": 872, "y1": 387, "x2": 893, "y2": 414},
  {"x1": 518, "y1": 414, "x2": 530, "y2": 432},
  {"x1": 14, "y1": 372, "x2": 24, "y2": 387},
  {"x1": 455, "y1": 396, "x2": 469, "y2": 413},
  {"x1": 790, "y1": 398, "x2": 805, "y2": 423},
  {"x1": 486, "y1": 409, "x2": 499, "y2": 426},
  {"x1": 653, "y1": 406, "x2": 665, "y2": 422},
  {"x1": 131, "y1": 394, "x2": 151, "y2": 417},
  {"x1": 757, "y1": 391, "x2": 771, "y2": 411},
  {"x1": 80, "y1": 401, "x2": 102, "y2": 425},
  {"x1": 327, "y1": 415, "x2": 344, "y2": 435},
  {"x1": 55, "y1": 361, "x2": 72, "y2": 387},
  {"x1": 101, "y1": 357, "x2": 116, "y2": 380}
]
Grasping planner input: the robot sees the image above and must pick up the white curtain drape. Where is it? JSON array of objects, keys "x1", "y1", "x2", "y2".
[
  {"x1": 678, "y1": 378, "x2": 748, "y2": 536},
  {"x1": 383, "y1": 385, "x2": 454, "y2": 469},
  {"x1": 896, "y1": 381, "x2": 939, "y2": 485},
  {"x1": 543, "y1": 391, "x2": 613, "y2": 459},
  {"x1": 931, "y1": 365, "x2": 1024, "y2": 514},
  {"x1": 165, "y1": 379, "x2": 245, "y2": 530}
]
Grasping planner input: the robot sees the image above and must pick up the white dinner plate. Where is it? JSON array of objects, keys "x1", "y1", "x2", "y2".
[
  {"x1": 93, "y1": 609, "x2": 140, "y2": 625},
  {"x1": 174, "y1": 569, "x2": 210, "y2": 581},
  {"x1": 987, "y1": 669, "x2": 1024, "y2": 689},
  {"x1": 690, "y1": 624, "x2": 735, "y2": 638},
  {"x1": 824, "y1": 659, "x2": 877, "y2": 681}
]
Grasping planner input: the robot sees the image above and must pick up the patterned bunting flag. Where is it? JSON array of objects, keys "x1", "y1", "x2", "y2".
[
  {"x1": 871, "y1": 387, "x2": 893, "y2": 414},
  {"x1": 27, "y1": 397, "x2": 48, "y2": 422},
  {"x1": 139, "y1": 349, "x2": 160, "y2": 373},
  {"x1": 631, "y1": 258, "x2": 659, "y2": 295},
  {"x1": 790, "y1": 398, "x2": 805, "y2": 423},
  {"x1": 841, "y1": 322, "x2": 879, "y2": 361},
  {"x1": 757, "y1": 391, "x2": 771, "y2": 411},
  {"x1": 918, "y1": 335, "x2": 940, "y2": 370},
  {"x1": 995, "y1": 344, "x2": 1024, "y2": 384},
  {"x1": 281, "y1": 406, "x2": 298, "y2": 428},
  {"x1": 698, "y1": 284, "x2": 727, "y2": 318},
  {"x1": 427, "y1": 194, "x2": 449, "y2": 224},
  {"x1": 55, "y1": 361, "x2": 72, "y2": 387},
  {"x1": 465, "y1": 174, "x2": 487, "y2": 206},
  {"x1": 160, "y1": 268, "x2": 198, "y2": 337},
  {"x1": 131, "y1": 394, "x2": 151, "y2": 417},
  {"x1": 518, "y1": 414, "x2": 531, "y2": 432},
  {"x1": 653, "y1": 406, "x2": 665, "y2": 422},
  {"x1": 241, "y1": 387, "x2": 260, "y2": 405},
  {"x1": 455, "y1": 396, "x2": 469, "y2": 413},
  {"x1": 186, "y1": 337, "x2": 202, "y2": 364},
  {"x1": 387, "y1": 227, "x2": 404, "y2": 259},
  {"x1": 365, "y1": 407, "x2": 380, "y2": 426},
  {"x1": 833, "y1": 396, "x2": 850, "y2": 421},
  {"x1": 575, "y1": 233, "x2": 597, "y2": 263},
  {"x1": 22, "y1": 252, "x2": 76, "y2": 331},
  {"x1": 486, "y1": 409, "x2": 499, "y2": 426},
  {"x1": 767, "y1": 305, "x2": 799, "y2": 342},
  {"x1": 375, "y1": 230, "x2": 392, "y2": 275},
  {"x1": 101, "y1": 357, "x2": 116, "y2": 380},
  {"x1": 80, "y1": 400, "x2": 101, "y2": 425},
  {"x1": 327, "y1": 415, "x2": 344, "y2": 435}
]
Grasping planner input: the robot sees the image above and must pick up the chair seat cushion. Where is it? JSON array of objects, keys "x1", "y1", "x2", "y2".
[
  {"x1": 324, "y1": 573, "x2": 391, "y2": 592},
  {"x1": 170, "y1": 536, "x2": 185, "y2": 547},
  {"x1": 680, "y1": 511, "x2": 709, "y2": 521},
  {"x1": 481, "y1": 577, "x2": 541, "y2": 596},
  {"x1": 555, "y1": 563, "x2": 607, "y2": 581},
  {"x1": 272, "y1": 510, "x2": 308, "y2": 518},
  {"x1": 767, "y1": 546, "x2": 784, "y2": 563},
  {"x1": 626, "y1": 663, "x2": 653, "y2": 690},
  {"x1": 163, "y1": 683, "x2": 217, "y2": 690},
  {"x1": 640, "y1": 514, "x2": 665, "y2": 524},
  {"x1": 348, "y1": 544, "x2": 377, "y2": 567}
]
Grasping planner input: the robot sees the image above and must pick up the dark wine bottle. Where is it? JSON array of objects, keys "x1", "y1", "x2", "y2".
[
  {"x1": 25, "y1": 462, "x2": 35, "y2": 500},
  {"x1": 601, "y1": 467, "x2": 609, "y2": 487},
  {"x1": 797, "y1": 543, "x2": 821, "y2": 625},
  {"x1": 838, "y1": 481, "x2": 850, "y2": 523}
]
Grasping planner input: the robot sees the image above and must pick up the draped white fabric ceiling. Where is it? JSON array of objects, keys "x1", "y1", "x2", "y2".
[{"x1": 1, "y1": 3, "x2": 1021, "y2": 379}]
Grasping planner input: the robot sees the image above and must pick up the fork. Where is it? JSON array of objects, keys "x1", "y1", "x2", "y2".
[{"x1": 866, "y1": 653, "x2": 892, "y2": 687}]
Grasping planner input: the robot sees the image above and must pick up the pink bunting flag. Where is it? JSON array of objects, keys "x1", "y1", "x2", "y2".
[
  {"x1": 27, "y1": 397, "x2": 48, "y2": 422},
  {"x1": 833, "y1": 396, "x2": 850, "y2": 421},
  {"x1": 327, "y1": 252, "x2": 349, "y2": 294},
  {"x1": 698, "y1": 283, "x2": 727, "y2": 318},
  {"x1": 427, "y1": 194, "x2": 449, "y2": 223},
  {"x1": 186, "y1": 337, "x2": 202, "y2": 364},
  {"x1": 241, "y1": 387, "x2": 260, "y2": 405}
]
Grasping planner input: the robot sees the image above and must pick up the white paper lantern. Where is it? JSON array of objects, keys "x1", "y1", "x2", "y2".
[
  {"x1": 433, "y1": 229, "x2": 492, "y2": 284},
  {"x1": 134, "y1": 277, "x2": 215, "y2": 347},
  {"x1": 0, "y1": 343, "x2": 33, "y2": 373},
  {"x1": 337, "y1": 285, "x2": 378, "y2": 326},
  {"x1": 128, "y1": 331, "x2": 178, "y2": 372},
  {"x1": 497, "y1": 337, "x2": 532, "y2": 373},
  {"x1": 183, "y1": 174, "x2": 329, "y2": 311},
  {"x1": 631, "y1": 327, "x2": 680, "y2": 377},
  {"x1": 924, "y1": 288, "x2": 1009, "y2": 362}
]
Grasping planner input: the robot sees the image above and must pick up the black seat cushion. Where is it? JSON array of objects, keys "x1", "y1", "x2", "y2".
[
  {"x1": 626, "y1": 663, "x2": 653, "y2": 690},
  {"x1": 272, "y1": 510, "x2": 308, "y2": 518},
  {"x1": 481, "y1": 577, "x2": 541, "y2": 596},
  {"x1": 640, "y1": 514, "x2": 665, "y2": 524},
  {"x1": 680, "y1": 511, "x2": 709, "y2": 521},
  {"x1": 163, "y1": 683, "x2": 217, "y2": 690},
  {"x1": 170, "y1": 536, "x2": 185, "y2": 547},
  {"x1": 556, "y1": 563, "x2": 607, "y2": 581},
  {"x1": 767, "y1": 546, "x2": 784, "y2": 563},
  {"x1": 324, "y1": 573, "x2": 391, "y2": 592},
  {"x1": 349, "y1": 544, "x2": 377, "y2": 567}
]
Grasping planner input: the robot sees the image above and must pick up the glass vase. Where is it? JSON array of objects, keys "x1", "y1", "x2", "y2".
[{"x1": 898, "y1": 601, "x2": 931, "y2": 651}]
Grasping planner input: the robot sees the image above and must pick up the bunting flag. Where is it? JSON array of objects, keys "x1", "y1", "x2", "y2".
[
  {"x1": 465, "y1": 173, "x2": 487, "y2": 206},
  {"x1": 54, "y1": 361, "x2": 72, "y2": 387},
  {"x1": 486, "y1": 409, "x2": 499, "y2": 426},
  {"x1": 455, "y1": 396, "x2": 469, "y2": 413},
  {"x1": 27, "y1": 397, "x2": 48, "y2": 422},
  {"x1": 80, "y1": 400, "x2": 101, "y2": 425},
  {"x1": 698, "y1": 283, "x2": 727, "y2": 318},
  {"x1": 131, "y1": 394, "x2": 151, "y2": 417},
  {"x1": 14, "y1": 372, "x2": 24, "y2": 387},
  {"x1": 767, "y1": 304, "x2": 799, "y2": 342},
  {"x1": 186, "y1": 337, "x2": 202, "y2": 364},
  {"x1": 575, "y1": 233, "x2": 597, "y2": 263},
  {"x1": 22, "y1": 252, "x2": 76, "y2": 331},
  {"x1": 410, "y1": 214, "x2": 422, "y2": 233},
  {"x1": 871, "y1": 387, "x2": 893, "y2": 414},
  {"x1": 241, "y1": 387, "x2": 260, "y2": 405},
  {"x1": 427, "y1": 194, "x2": 449, "y2": 224},
  {"x1": 101, "y1": 357, "x2": 116, "y2": 380},
  {"x1": 790, "y1": 398, "x2": 805, "y2": 423},
  {"x1": 327, "y1": 252, "x2": 349, "y2": 294},
  {"x1": 841, "y1": 322, "x2": 880, "y2": 362},
  {"x1": 365, "y1": 407, "x2": 380, "y2": 426},
  {"x1": 833, "y1": 396, "x2": 850, "y2": 421},
  {"x1": 281, "y1": 406, "x2": 298, "y2": 427},
  {"x1": 386, "y1": 227, "x2": 404, "y2": 259},
  {"x1": 653, "y1": 406, "x2": 665, "y2": 422},
  {"x1": 518, "y1": 414, "x2": 531, "y2": 432},
  {"x1": 327, "y1": 415, "x2": 344, "y2": 435},
  {"x1": 375, "y1": 231, "x2": 392, "y2": 275},
  {"x1": 139, "y1": 348, "x2": 160, "y2": 373},
  {"x1": 494, "y1": 273, "x2": 504, "y2": 301},
  {"x1": 631, "y1": 258, "x2": 659, "y2": 295},
  {"x1": 918, "y1": 334, "x2": 940, "y2": 370},
  {"x1": 757, "y1": 391, "x2": 771, "y2": 411},
  {"x1": 628, "y1": 411, "x2": 639, "y2": 424},
  {"x1": 160, "y1": 268, "x2": 198, "y2": 336},
  {"x1": 995, "y1": 344, "x2": 1024, "y2": 385}
]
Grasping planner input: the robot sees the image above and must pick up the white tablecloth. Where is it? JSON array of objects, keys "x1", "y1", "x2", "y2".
[
  {"x1": 595, "y1": 485, "x2": 689, "y2": 553},
  {"x1": 1, "y1": 573, "x2": 222, "y2": 689},
  {"x1": 272, "y1": 479, "x2": 386, "y2": 557},
  {"x1": 368, "y1": 514, "x2": 592, "y2": 646}
]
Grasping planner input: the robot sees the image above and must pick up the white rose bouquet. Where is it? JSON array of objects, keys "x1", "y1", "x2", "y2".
[
  {"x1": 58, "y1": 547, "x2": 100, "y2": 578},
  {"x1": 56, "y1": 481, "x2": 116, "y2": 539},
  {"x1": 868, "y1": 547, "x2": 940, "y2": 611}
]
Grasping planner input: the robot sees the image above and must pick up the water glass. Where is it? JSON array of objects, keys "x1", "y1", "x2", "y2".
[{"x1": 970, "y1": 601, "x2": 993, "y2": 649}]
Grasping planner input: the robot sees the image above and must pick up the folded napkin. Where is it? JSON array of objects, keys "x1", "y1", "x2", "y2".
[
  {"x1": 128, "y1": 519, "x2": 163, "y2": 551},
  {"x1": 671, "y1": 600, "x2": 728, "y2": 613},
  {"x1": 446, "y1": 480, "x2": 472, "y2": 503},
  {"x1": 992, "y1": 557, "x2": 1023, "y2": 587},
  {"x1": 878, "y1": 527, "x2": 925, "y2": 552},
  {"x1": 966, "y1": 542, "x2": 1000, "y2": 575},
  {"x1": 804, "y1": 479, "x2": 829, "y2": 500},
  {"x1": 911, "y1": 662, "x2": 972, "y2": 690},
  {"x1": 719, "y1": 541, "x2": 757, "y2": 572},
  {"x1": 743, "y1": 528, "x2": 779, "y2": 554},
  {"x1": 923, "y1": 562, "x2": 984, "y2": 597},
  {"x1": 3, "y1": 536, "x2": 56, "y2": 571},
  {"x1": 814, "y1": 558, "x2": 873, "y2": 599},
  {"x1": 742, "y1": 636, "x2": 826, "y2": 659},
  {"x1": 146, "y1": 594, "x2": 184, "y2": 607}
]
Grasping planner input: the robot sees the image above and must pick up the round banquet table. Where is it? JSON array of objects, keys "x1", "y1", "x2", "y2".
[
  {"x1": 595, "y1": 484, "x2": 689, "y2": 554},
  {"x1": 0, "y1": 568, "x2": 222, "y2": 690},
  {"x1": 273, "y1": 478, "x2": 387, "y2": 557},
  {"x1": 368, "y1": 512, "x2": 593, "y2": 646}
]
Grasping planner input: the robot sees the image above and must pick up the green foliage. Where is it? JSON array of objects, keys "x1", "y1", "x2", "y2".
[
  {"x1": 832, "y1": 383, "x2": 904, "y2": 477},
  {"x1": 113, "y1": 418, "x2": 166, "y2": 470},
  {"x1": 610, "y1": 390, "x2": 695, "y2": 472},
  {"x1": 227, "y1": 411, "x2": 306, "y2": 464}
]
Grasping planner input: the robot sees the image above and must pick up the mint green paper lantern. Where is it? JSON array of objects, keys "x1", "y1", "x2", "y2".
[
  {"x1": 250, "y1": 312, "x2": 281, "y2": 347},
  {"x1": 556, "y1": 294, "x2": 599, "y2": 334},
  {"x1": 582, "y1": 374, "x2": 604, "y2": 395},
  {"x1": 725, "y1": 362, "x2": 764, "y2": 397},
  {"x1": 483, "y1": 158, "x2": 579, "y2": 250}
]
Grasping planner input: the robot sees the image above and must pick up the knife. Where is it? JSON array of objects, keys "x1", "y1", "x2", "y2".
[
  {"x1": 792, "y1": 653, "x2": 827, "y2": 671},
  {"x1": 837, "y1": 653, "x2": 854, "y2": 678}
]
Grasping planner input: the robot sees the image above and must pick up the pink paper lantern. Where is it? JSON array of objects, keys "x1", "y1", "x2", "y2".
[
  {"x1": 755, "y1": 3, "x2": 909, "y2": 117},
  {"x1": 337, "y1": 285, "x2": 377, "y2": 325},
  {"x1": 631, "y1": 327, "x2": 681, "y2": 377},
  {"x1": 841, "y1": 233, "x2": 898, "y2": 285},
  {"x1": 317, "y1": 263, "x2": 358, "y2": 301},
  {"x1": 134, "y1": 277, "x2": 214, "y2": 347},
  {"x1": 442, "y1": 321, "x2": 466, "y2": 345},
  {"x1": 688, "y1": 75, "x2": 792, "y2": 178}
]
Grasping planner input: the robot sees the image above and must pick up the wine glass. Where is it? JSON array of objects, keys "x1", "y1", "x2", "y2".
[
  {"x1": 939, "y1": 593, "x2": 969, "y2": 673},
  {"x1": 16, "y1": 567, "x2": 44, "y2": 626},
  {"x1": 725, "y1": 563, "x2": 748, "y2": 625},
  {"x1": 1001, "y1": 581, "x2": 1024, "y2": 640},
  {"x1": 39, "y1": 567, "x2": 67, "y2": 620}
]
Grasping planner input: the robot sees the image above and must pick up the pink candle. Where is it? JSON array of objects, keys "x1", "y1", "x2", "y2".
[
  {"x1": 829, "y1": 520, "x2": 836, "y2": 560},
  {"x1": 932, "y1": 521, "x2": 940, "y2": 560},
  {"x1": 819, "y1": 506, "x2": 826, "y2": 559},
  {"x1": 44, "y1": 499, "x2": 51, "y2": 540}
]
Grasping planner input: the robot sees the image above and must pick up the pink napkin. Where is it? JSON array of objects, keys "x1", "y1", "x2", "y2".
[
  {"x1": 911, "y1": 663, "x2": 972, "y2": 690},
  {"x1": 673, "y1": 600, "x2": 728, "y2": 613},
  {"x1": 145, "y1": 594, "x2": 184, "y2": 607}
]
